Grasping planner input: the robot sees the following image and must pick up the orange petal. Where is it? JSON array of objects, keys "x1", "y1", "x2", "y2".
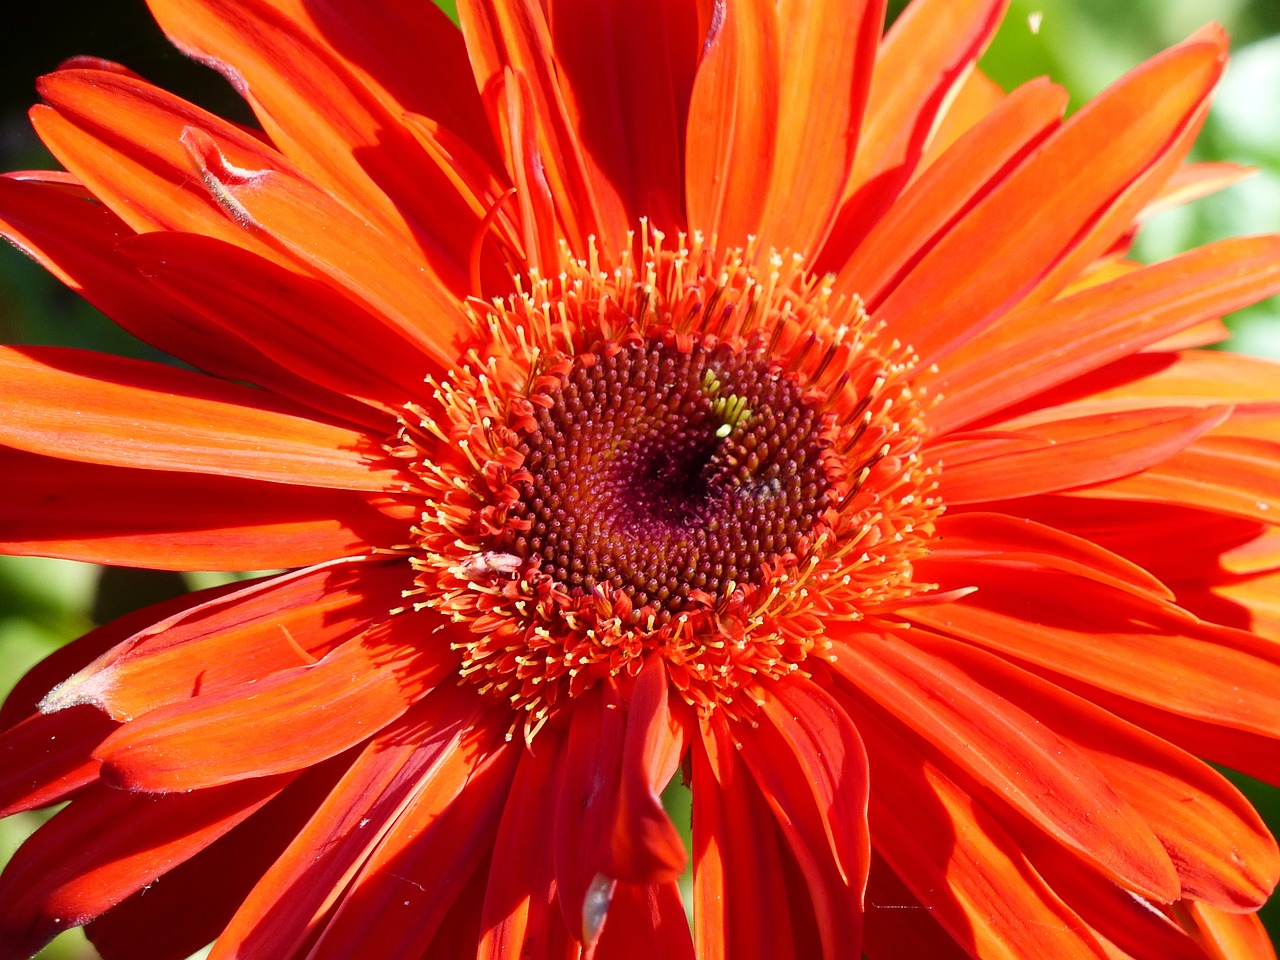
[
  {"x1": 754, "y1": 0, "x2": 887, "y2": 256},
  {"x1": 589, "y1": 882, "x2": 695, "y2": 960},
  {"x1": 34, "y1": 69, "x2": 470, "y2": 368},
  {"x1": 907, "y1": 629, "x2": 1280, "y2": 911},
  {"x1": 0, "y1": 448, "x2": 402, "y2": 571},
  {"x1": 926, "y1": 236, "x2": 1280, "y2": 435},
  {"x1": 122, "y1": 230, "x2": 432, "y2": 414},
  {"x1": 146, "y1": 0, "x2": 491, "y2": 288},
  {"x1": 0, "y1": 777, "x2": 288, "y2": 958},
  {"x1": 1177, "y1": 902, "x2": 1279, "y2": 960},
  {"x1": 904, "y1": 565, "x2": 1280, "y2": 745},
  {"x1": 547, "y1": 0, "x2": 699, "y2": 233},
  {"x1": 830, "y1": 630, "x2": 1180, "y2": 902},
  {"x1": 1141, "y1": 161, "x2": 1254, "y2": 220},
  {"x1": 932, "y1": 405, "x2": 1229, "y2": 504},
  {"x1": 41, "y1": 558, "x2": 411, "y2": 721},
  {"x1": 872, "y1": 31, "x2": 1226, "y2": 365},
  {"x1": 842, "y1": 698, "x2": 1112, "y2": 959},
  {"x1": 683, "y1": 0, "x2": 780, "y2": 246},
  {"x1": 457, "y1": 0, "x2": 629, "y2": 259},
  {"x1": 829, "y1": 0, "x2": 1006, "y2": 255},
  {"x1": 827, "y1": 76, "x2": 1067, "y2": 296},
  {"x1": 92, "y1": 619, "x2": 451, "y2": 791},
  {"x1": 0, "y1": 345, "x2": 404, "y2": 491}
]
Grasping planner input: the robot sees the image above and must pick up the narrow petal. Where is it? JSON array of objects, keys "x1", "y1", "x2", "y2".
[
  {"x1": 606, "y1": 659, "x2": 688, "y2": 886},
  {"x1": 0, "y1": 777, "x2": 288, "y2": 957},
  {"x1": 692, "y1": 720, "x2": 800, "y2": 960},
  {"x1": 145, "y1": 0, "x2": 491, "y2": 289},
  {"x1": 873, "y1": 32, "x2": 1225, "y2": 364},
  {"x1": 0, "y1": 708, "x2": 115, "y2": 817},
  {"x1": 754, "y1": 0, "x2": 888, "y2": 255},
  {"x1": 905, "y1": 629, "x2": 1280, "y2": 910},
  {"x1": 1068, "y1": 434, "x2": 1280, "y2": 524},
  {"x1": 85, "y1": 756, "x2": 347, "y2": 960},
  {"x1": 827, "y1": 76, "x2": 1067, "y2": 294},
  {"x1": 206, "y1": 685, "x2": 491, "y2": 960},
  {"x1": 840, "y1": 698, "x2": 1112, "y2": 959},
  {"x1": 42, "y1": 558, "x2": 411, "y2": 721},
  {"x1": 547, "y1": 0, "x2": 700, "y2": 231},
  {"x1": 683, "y1": 0, "x2": 780, "y2": 246},
  {"x1": 0, "y1": 345, "x2": 404, "y2": 491},
  {"x1": 479, "y1": 733, "x2": 577, "y2": 960},
  {"x1": 830, "y1": 629, "x2": 1180, "y2": 902},
  {"x1": 122, "y1": 231, "x2": 433, "y2": 414},
  {"x1": 0, "y1": 174, "x2": 381, "y2": 427},
  {"x1": 0, "y1": 448, "x2": 403, "y2": 571},
  {"x1": 926, "y1": 236, "x2": 1280, "y2": 435},
  {"x1": 456, "y1": 0, "x2": 630, "y2": 259},
  {"x1": 1177, "y1": 902, "x2": 1279, "y2": 960},
  {"x1": 829, "y1": 0, "x2": 1006, "y2": 254},
  {"x1": 306, "y1": 719, "x2": 517, "y2": 960},
  {"x1": 92, "y1": 619, "x2": 452, "y2": 791},
  {"x1": 931, "y1": 511, "x2": 1175, "y2": 604},
  {"x1": 932, "y1": 406, "x2": 1229, "y2": 504},
  {"x1": 904, "y1": 566, "x2": 1280, "y2": 746},
  {"x1": 33, "y1": 69, "x2": 471, "y2": 367}
]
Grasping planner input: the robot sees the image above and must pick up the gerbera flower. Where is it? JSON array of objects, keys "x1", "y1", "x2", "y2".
[{"x1": 2, "y1": 0, "x2": 1280, "y2": 957}]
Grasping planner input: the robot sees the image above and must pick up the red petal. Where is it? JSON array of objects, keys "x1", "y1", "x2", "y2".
[
  {"x1": 904, "y1": 566, "x2": 1280, "y2": 746},
  {"x1": 93, "y1": 619, "x2": 450, "y2": 791},
  {"x1": 755, "y1": 0, "x2": 887, "y2": 256},
  {"x1": 306, "y1": 718, "x2": 517, "y2": 960},
  {"x1": 683, "y1": 0, "x2": 780, "y2": 246},
  {"x1": 0, "y1": 448, "x2": 403, "y2": 571},
  {"x1": 904, "y1": 628, "x2": 1280, "y2": 910},
  {"x1": 206, "y1": 685, "x2": 492, "y2": 959},
  {"x1": 0, "y1": 707, "x2": 115, "y2": 817},
  {"x1": 122, "y1": 231, "x2": 433, "y2": 414},
  {"x1": 829, "y1": 0, "x2": 1006, "y2": 257},
  {"x1": 553, "y1": 683, "x2": 626, "y2": 945},
  {"x1": 692, "y1": 720, "x2": 800, "y2": 960},
  {"x1": 84, "y1": 754, "x2": 347, "y2": 960},
  {"x1": 829, "y1": 75, "x2": 1067, "y2": 296},
  {"x1": 841, "y1": 698, "x2": 1112, "y2": 959},
  {"x1": 927, "y1": 236, "x2": 1280, "y2": 435},
  {"x1": 42, "y1": 558, "x2": 411, "y2": 721},
  {"x1": 830, "y1": 629, "x2": 1179, "y2": 901},
  {"x1": 606, "y1": 659, "x2": 688, "y2": 885},
  {"x1": 145, "y1": 0, "x2": 490, "y2": 289},
  {"x1": 873, "y1": 33, "x2": 1225, "y2": 365},
  {"x1": 931, "y1": 511, "x2": 1175, "y2": 603},
  {"x1": 547, "y1": 0, "x2": 699, "y2": 232},
  {"x1": 591, "y1": 882, "x2": 695, "y2": 960},
  {"x1": 0, "y1": 173, "x2": 379, "y2": 428},
  {"x1": 0, "y1": 776, "x2": 288, "y2": 957},
  {"x1": 0, "y1": 345, "x2": 404, "y2": 491},
  {"x1": 457, "y1": 0, "x2": 629, "y2": 259},
  {"x1": 932, "y1": 405, "x2": 1229, "y2": 504},
  {"x1": 34, "y1": 69, "x2": 470, "y2": 367},
  {"x1": 479, "y1": 733, "x2": 577, "y2": 960}
]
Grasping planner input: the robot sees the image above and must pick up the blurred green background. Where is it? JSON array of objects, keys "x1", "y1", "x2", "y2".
[{"x1": 1, "y1": 1, "x2": 1278, "y2": 957}]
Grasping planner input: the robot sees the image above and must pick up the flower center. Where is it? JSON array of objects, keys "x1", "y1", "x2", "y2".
[
  {"x1": 505, "y1": 335, "x2": 833, "y2": 625},
  {"x1": 395, "y1": 231, "x2": 940, "y2": 736}
]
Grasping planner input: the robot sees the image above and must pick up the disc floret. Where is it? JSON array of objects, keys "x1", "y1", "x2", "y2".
[{"x1": 395, "y1": 229, "x2": 940, "y2": 734}]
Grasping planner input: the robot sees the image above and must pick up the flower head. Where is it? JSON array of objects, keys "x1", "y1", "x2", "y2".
[{"x1": 2, "y1": 1, "x2": 1280, "y2": 959}]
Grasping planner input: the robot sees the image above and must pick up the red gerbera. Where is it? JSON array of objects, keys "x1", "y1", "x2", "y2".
[{"x1": 2, "y1": 1, "x2": 1280, "y2": 958}]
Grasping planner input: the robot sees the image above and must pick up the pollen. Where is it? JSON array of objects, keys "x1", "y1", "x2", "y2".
[{"x1": 395, "y1": 227, "x2": 941, "y2": 735}]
